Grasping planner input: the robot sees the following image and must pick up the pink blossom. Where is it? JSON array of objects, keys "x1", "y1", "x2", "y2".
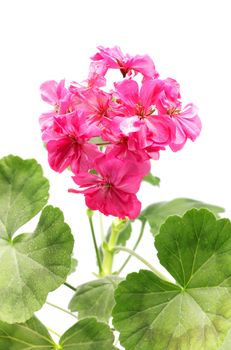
[
  {"x1": 168, "y1": 103, "x2": 202, "y2": 151},
  {"x1": 112, "y1": 79, "x2": 176, "y2": 157},
  {"x1": 39, "y1": 80, "x2": 74, "y2": 131},
  {"x1": 74, "y1": 87, "x2": 124, "y2": 125},
  {"x1": 44, "y1": 112, "x2": 100, "y2": 173},
  {"x1": 86, "y1": 61, "x2": 107, "y2": 88},
  {"x1": 91, "y1": 46, "x2": 158, "y2": 79},
  {"x1": 156, "y1": 78, "x2": 181, "y2": 114},
  {"x1": 69, "y1": 155, "x2": 150, "y2": 219}
]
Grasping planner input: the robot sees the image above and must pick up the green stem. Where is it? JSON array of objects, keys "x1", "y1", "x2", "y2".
[
  {"x1": 101, "y1": 218, "x2": 127, "y2": 276},
  {"x1": 47, "y1": 327, "x2": 61, "y2": 338},
  {"x1": 113, "y1": 246, "x2": 170, "y2": 282},
  {"x1": 46, "y1": 301, "x2": 77, "y2": 319},
  {"x1": 87, "y1": 210, "x2": 103, "y2": 275},
  {"x1": 64, "y1": 282, "x2": 76, "y2": 291},
  {"x1": 99, "y1": 212, "x2": 105, "y2": 243},
  {"x1": 96, "y1": 142, "x2": 111, "y2": 146},
  {"x1": 117, "y1": 220, "x2": 146, "y2": 275}
]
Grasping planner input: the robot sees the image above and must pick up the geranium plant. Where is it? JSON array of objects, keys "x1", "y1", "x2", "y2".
[{"x1": 0, "y1": 46, "x2": 230, "y2": 350}]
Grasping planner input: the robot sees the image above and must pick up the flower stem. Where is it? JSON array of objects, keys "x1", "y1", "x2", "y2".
[
  {"x1": 113, "y1": 245, "x2": 170, "y2": 282},
  {"x1": 96, "y1": 142, "x2": 111, "y2": 146},
  {"x1": 64, "y1": 282, "x2": 76, "y2": 291},
  {"x1": 87, "y1": 209, "x2": 103, "y2": 275},
  {"x1": 102, "y1": 218, "x2": 128, "y2": 276},
  {"x1": 99, "y1": 212, "x2": 105, "y2": 243},
  {"x1": 46, "y1": 301, "x2": 77, "y2": 319},
  {"x1": 117, "y1": 220, "x2": 146, "y2": 275}
]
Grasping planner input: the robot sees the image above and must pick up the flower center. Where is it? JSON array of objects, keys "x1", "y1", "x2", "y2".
[{"x1": 167, "y1": 107, "x2": 181, "y2": 116}]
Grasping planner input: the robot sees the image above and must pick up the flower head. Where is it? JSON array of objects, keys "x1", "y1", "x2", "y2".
[
  {"x1": 69, "y1": 155, "x2": 150, "y2": 219},
  {"x1": 91, "y1": 46, "x2": 158, "y2": 79}
]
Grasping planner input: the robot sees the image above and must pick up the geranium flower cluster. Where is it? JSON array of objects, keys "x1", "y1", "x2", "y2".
[{"x1": 39, "y1": 46, "x2": 201, "y2": 219}]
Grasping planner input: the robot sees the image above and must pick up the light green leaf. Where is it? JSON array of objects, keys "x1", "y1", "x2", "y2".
[
  {"x1": 113, "y1": 209, "x2": 231, "y2": 350},
  {"x1": 142, "y1": 172, "x2": 160, "y2": 186},
  {"x1": 60, "y1": 317, "x2": 116, "y2": 349},
  {"x1": 0, "y1": 155, "x2": 49, "y2": 239},
  {"x1": 69, "y1": 276, "x2": 122, "y2": 322},
  {"x1": 140, "y1": 198, "x2": 224, "y2": 235},
  {"x1": 0, "y1": 205, "x2": 74, "y2": 324},
  {"x1": 0, "y1": 316, "x2": 55, "y2": 349},
  {"x1": 0, "y1": 316, "x2": 115, "y2": 350},
  {"x1": 219, "y1": 330, "x2": 231, "y2": 349},
  {"x1": 68, "y1": 257, "x2": 78, "y2": 276}
]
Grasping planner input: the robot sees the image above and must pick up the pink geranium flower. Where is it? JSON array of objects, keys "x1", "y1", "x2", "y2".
[
  {"x1": 168, "y1": 103, "x2": 202, "y2": 151},
  {"x1": 39, "y1": 80, "x2": 74, "y2": 131},
  {"x1": 86, "y1": 61, "x2": 107, "y2": 88},
  {"x1": 43, "y1": 111, "x2": 100, "y2": 173},
  {"x1": 91, "y1": 46, "x2": 158, "y2": 79},
  {"x1": 69, "y1": 155, "x2": 150, "y2": 219},
  {"x1": 155, "y1": 78, "x2": 202, "y2": 150},
  {"x1": 112, "y1": 79, "x2": 176, "y2": 157}
]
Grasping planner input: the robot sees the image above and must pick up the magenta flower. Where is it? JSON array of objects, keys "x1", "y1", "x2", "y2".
[
  {"x1": 156, "y1": 78, "x2": 202, "y2": 150},
  {"x1": 43, "y1": 112, "x2": 100, "y2": 173},
  {"x1": 112, "y1": 79, "x2": 176, "y2": 157},
  {"x1": 91, "y1": 46, "x2": 158, "y2": 79},
  {"x1": 39, "y1": 45, "x2": 202, "y2": 219},
  {"x1": 168, "y1": 103, "x2": 202, "y2": 151},
  {"x1": 69, "y1": 155, "x2": 150, "y2": 219},
  {"x1": 39, "y1": 80, "x2": 73, "y2": 131},
  {"x1": 73, "y1": 87, "x2": 116, "y2": 125}
]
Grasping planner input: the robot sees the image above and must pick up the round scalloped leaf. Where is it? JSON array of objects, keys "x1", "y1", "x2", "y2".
[
  {"x1": 69, "y1": 276, "x2": 122, "y2": 322},
  {"x1": 60, "y1": 317, "x2": 116, "y2": 349},
  {"x1": 0, "y1": 155, "x2": 49, "y2": 239},
  {"x1": 0, "y1": 316, "x2": 55, "y2": 349},
  {"x1": 139, "y1": 198, "x2": 224, "y2": 236},
  {"x1": 0, "y1": 205, "x2": 74, "y2": 324},
  {"x1": 113, "y1": 209, "x2": 231, "y2": 350}
]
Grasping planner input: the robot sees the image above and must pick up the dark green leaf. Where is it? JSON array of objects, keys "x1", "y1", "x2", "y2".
[
  {"x1": 69, "y1": 276, "x2": 122, "y2": 322},
  {"x1": 113, "y1": 209, "x2": 231, "y2": 350},
  {"x1": 0, "y1": 205, "x2": 74, "y2": 324},
  {"x1": 0, "y1": 155, "x2": 49, "y2": 239},
  {"x1": 60, "y1": 317, "x2": 116, "y2": 349},
  {"x1": 0, "y1": 316, "x2": 55, "y2": 349},
  {"x1": 142, "y1": 172, "x2": 160, "y2": 186},
  {"x1": 140, "y1": 198, "x2": 224, "y2": 235}
]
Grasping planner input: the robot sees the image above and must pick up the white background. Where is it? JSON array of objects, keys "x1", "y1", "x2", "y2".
[{"x1": 0, "y1": 0, "x2": 231, "y2": 344}]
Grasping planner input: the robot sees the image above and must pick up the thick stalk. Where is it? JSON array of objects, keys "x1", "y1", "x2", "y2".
[{"x1": 101, "y1": 218, "x2": 127, "y2": 275}]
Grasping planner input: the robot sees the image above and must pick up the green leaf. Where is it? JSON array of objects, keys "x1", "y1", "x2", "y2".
[
  {"x1": 113, "y1": 209, "x2": 231, "y2": 350},
  {"x1": 0, "y1": 205, "x2": 74, "y2": 324},
  {"x1": 0, "y1": 316, "x2": 115, "y2": 350},
  {"x1": 68, "y1": 257, "x2": 78, "y2": 276},
  {"x1": 220, "y1": 330, "x2": 231, "y2": 349},
  {"x1": 0, "y1": 155, "x2": 49, "y2": 239},
  {"x1": 0, "y1": 316, "x2": 55, "y2": 349},
  {"x1": 60, "y1": 317, "x2": 116, "y2": 349},
  {"x1": 140, "y1": 197, "x2": 224, "y2": 235},
  {"x1": 69, "y1": 276, "x2": 122, "y2": 322},
  {"x1": 142, "y1": 172, "x2": 160, "y2": 186}
]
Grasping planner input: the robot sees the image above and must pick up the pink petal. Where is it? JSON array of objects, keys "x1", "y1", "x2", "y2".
[{"x1": 114, "y1": 80, "x2": 139, "y2": 109}]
